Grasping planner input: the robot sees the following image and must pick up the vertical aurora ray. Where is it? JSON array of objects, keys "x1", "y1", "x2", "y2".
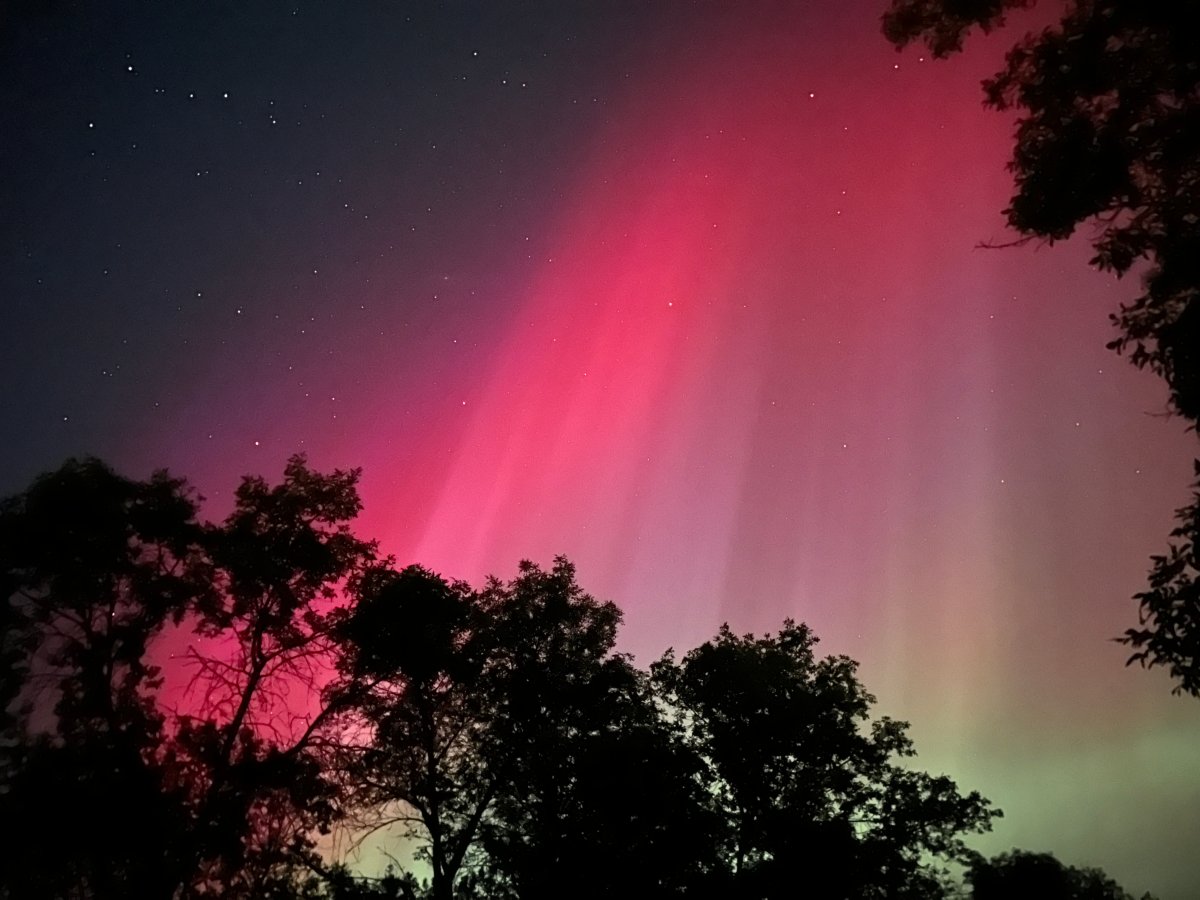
[{"x1": 369, "y1": 9, "x2": 1030, "y2": 661}]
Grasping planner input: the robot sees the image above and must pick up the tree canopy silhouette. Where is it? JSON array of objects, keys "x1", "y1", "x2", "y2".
[
  {"x1": 1, "y1": 455, "x2": 1155, "y2": 899},
  {"x1": 882, "y1": 0, "x2": 1200, "y2": 696},
  {"x1": 0, "y1": 458, "x2": 208, "y2": 897},
  {"x1": 334, "y1": 564, "x2": 998, "y2": 899},
  {"x1": 653, "y1": 622, "x2": 997, "y2": 899},
  {"x1": 0, "y1": 455, "x2": 378, "y2": 898},
  {"x1": 967, "y1": 849, "x2": 1156, "y2": 899}
]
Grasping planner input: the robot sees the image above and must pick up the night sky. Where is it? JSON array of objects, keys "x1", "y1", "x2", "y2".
[{"x1": 3, "y1": 2, "x2": 1199, "y2": 896}]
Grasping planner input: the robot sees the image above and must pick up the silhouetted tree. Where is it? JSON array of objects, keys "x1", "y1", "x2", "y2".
[
  {"x1": 335, "y1": 559, "x2": 716, "y2": 900},
  {"x1": 1121, "y1": 460, "x2": 1200, "y2": 694},
  {"x1": 172, "y1": 455, "x2": 377, "y2": 897},
  {"x1": 882, "y1": 0, "x2": 1200, "y2": 695},
  {"x1": 270, "y1": 864, "x2": 421, "y2": 900},
  {"x1": 474, "y1": 564, "x2": 722, "y2": 900},
  {"x1": 653, "y1": 621, "x2": 999, "y2": 899},
  {"x1": 334, "y1": 564, "x2": 489, "y2": 900},
  {"x1": 967, "y1": 849, "x2": 1155, "y2": 899},
  {"x1": 0, "y1": 455, "x2": 377, "y2": 899},
  {"x1": 0, "y1": 458, "x2": 208, "y2": 898},
  {"x1": 882, "y1": 1, "x2": 1034, "y2": 58},
  {"x1": 885, "y1": 0, "x2": 1200, "y2": 414}
]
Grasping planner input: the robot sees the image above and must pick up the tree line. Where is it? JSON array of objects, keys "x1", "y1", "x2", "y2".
[{"x1": 0, "y1": 456, "x2": 1151, "y2": 898}]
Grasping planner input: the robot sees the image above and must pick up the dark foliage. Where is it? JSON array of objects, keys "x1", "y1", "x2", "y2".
[
  {"x1": 883, "y1": 0, "x2": 1200, "y2": 695},
  {"x1": 967, "y1": 849, "x2": 1154, "y2": 899},
  {"x1": 882, "y1": 0, "x2": 1033, "y2": 58},
  {"x1": 0, "y1": 455, "x2": 377, "y2": 899},
  {"x1": 475, "y1": 563, "x2": 721, "y2": 900},
  {"x1": 653, "y1": 621, "x2": 997, "y2": 899},
  {"x1": 0, "y1": 458, "x2": 208, "y2": 898},
  {"x1": 2, "y1": 455, "x2": 1151, "y2": 899},
  {"x1": 334, "y1": 564, "x2": 489, "y2": 900},
  {"x1": 1123, "y1": 461, "x2": 1200, "y2": 694}
]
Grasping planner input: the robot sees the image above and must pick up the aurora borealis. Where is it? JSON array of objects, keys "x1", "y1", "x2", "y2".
[{"x1": 3, "y1": 2, "x2": 1199, "y2": 896}]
